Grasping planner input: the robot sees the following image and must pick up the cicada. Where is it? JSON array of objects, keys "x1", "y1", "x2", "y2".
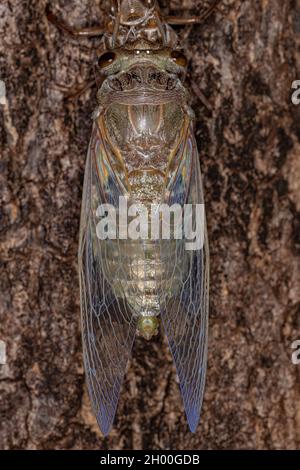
[{"x1": 47, "y1": 0, "x2": 219, "y2": 436}]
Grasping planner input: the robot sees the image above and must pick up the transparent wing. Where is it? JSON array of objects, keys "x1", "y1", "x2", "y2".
[
  {"x1": 78, "y1": 124, "x2": 137, "y2": 436},
  {"x1": 160, "y1": 124, "x2": 209, "y2": 433}
]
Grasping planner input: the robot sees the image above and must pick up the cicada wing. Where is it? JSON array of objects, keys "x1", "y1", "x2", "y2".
[
  {"x1": 78, "y1": 124, "x2": 137, "y2": 436},
  {"x1": 160, "y1": 125, "x2": 209, "y2": 433}
]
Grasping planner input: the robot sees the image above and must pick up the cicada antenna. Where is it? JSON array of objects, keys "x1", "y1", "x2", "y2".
[
  {"x1": 111, "y1": 2, "x2": 121, "y2": 48},
  {"x1": 111, "y1": 0, "x2": 121, "y2": 14}
]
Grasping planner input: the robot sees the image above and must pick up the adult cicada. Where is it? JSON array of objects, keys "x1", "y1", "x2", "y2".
[{"x1": 47, "y1": 0, "x2": 219, "y2": 436}]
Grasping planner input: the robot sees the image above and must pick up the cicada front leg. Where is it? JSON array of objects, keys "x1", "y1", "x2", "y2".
[
  {"x1": 46, "y1": 5, "x2": 105, "y2": 38},
  {"x1": 53, "y1": 79, "x2": 97, "y2": 101},
  {"x1": 165, "y1": 0, "x2": 222, "y2": 26},
  {"x1": 190, "y1": 81, "x2": 213, "y2": 113}
]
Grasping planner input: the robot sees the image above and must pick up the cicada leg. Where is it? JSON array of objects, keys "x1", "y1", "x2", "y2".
[
  {"x1": 51, "y1": 79, "x2": 96, "y2": 100},
  {"x1": 190, "y1": 82, "x2": 213, "y2": 113},
  {"x1": 46, "y1": 5, "x2": 104, "y2": 38},
  {"x1": 165, "y1": 0, "x2": 221, "y2": 26},
  {"x1": 63, "y1": 79, "x2": 97, "y2": 100}
]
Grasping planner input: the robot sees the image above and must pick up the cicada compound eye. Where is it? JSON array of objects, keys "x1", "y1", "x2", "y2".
[
  {"x1": 98, "y1": 52, "x2": 116, "y2": 69},
  {"x1": 170, "y1": 50, "x2": 188, "y2": 68}
]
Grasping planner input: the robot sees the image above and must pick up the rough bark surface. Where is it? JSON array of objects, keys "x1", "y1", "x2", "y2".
[{"x1": 0, "y1": 0, "x2": 300, "y2": 450}]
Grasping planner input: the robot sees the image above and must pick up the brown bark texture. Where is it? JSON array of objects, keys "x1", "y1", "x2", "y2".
[{"x1": 0, "y1": 0, "x2": 300, "y2": 450}]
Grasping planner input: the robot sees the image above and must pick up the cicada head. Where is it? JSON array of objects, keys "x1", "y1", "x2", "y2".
[{"x1": 94, "y1": 0, "x2": 182, "y2": 95}]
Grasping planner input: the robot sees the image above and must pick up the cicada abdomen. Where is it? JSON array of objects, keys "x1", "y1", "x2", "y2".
[{"x1": 73, "y1": 0, "x2": 211, "y2": 436}]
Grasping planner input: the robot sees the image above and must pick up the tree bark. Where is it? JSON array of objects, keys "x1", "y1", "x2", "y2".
[{"x1": 0, "y1": 0, "x2": 300, "y2": 450}]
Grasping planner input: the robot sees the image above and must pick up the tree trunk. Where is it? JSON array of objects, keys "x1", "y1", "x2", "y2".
[{"x1": 0, "y1": 0, "x2": 300, "y2": 450}]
